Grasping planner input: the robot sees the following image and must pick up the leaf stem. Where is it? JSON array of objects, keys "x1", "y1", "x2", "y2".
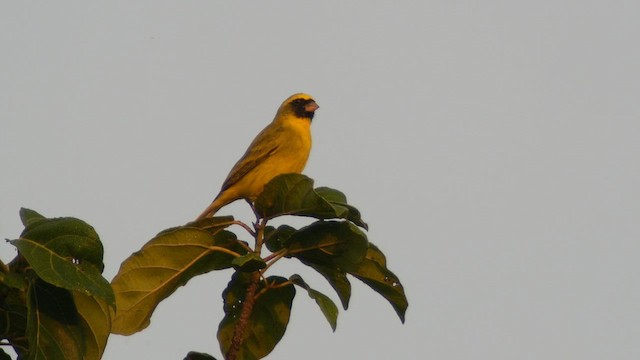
[
  {"x1": 231, "y1": 220, "x2": 256, "y2": 237},
  {"x1": 236, "y1": 241, "x2": 253, "y2": 254},
  {"x1": 206, "y1": 246, "x2": 243, "y2": 258},
  {"x1": 253, "y1": 279, "x2": 294, "y2": 302},
  {"x1": 267, "y1": 279, "x2": 295, "y2": 290},
  {"x1": 260, "y1": 250, "x2": 287, "y2": 275},
  {"x1": 262, "y1": 249, "x2": 287, "y2": 263},
  {"x1": 254, "y1": 217, "x2": 267, "y2": 253}
]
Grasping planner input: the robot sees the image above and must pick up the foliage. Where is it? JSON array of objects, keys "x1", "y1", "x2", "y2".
[
  {"x1": 111, "y1": 174, "x2": 407, "y2": 359},
  {"x1": 1, "y1": 174, "x2": 407, "y2": 360},
  {"x1": 0, "y1": 209, "x2": 114, "y2": 360}
]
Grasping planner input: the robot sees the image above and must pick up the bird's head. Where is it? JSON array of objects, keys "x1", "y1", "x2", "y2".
[{"x1": 278, "y1": 93, "x2": 319, "y2": 121}]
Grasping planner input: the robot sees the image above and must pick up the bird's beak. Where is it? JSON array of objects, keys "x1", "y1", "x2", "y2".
[{"x1": 305, "y1": 101, "x2": 319, "y2": 112}]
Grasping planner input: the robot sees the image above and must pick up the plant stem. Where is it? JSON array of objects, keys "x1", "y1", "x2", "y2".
[
  {"x1": 231, "y1": 220, "x2": 256, "y2": 237},
  {"x1": 225, "y1": 271, "x2": 260, "y2": 360},
  {"x1": 227, "y1": 209, "x2": 266, "y2": 360}
]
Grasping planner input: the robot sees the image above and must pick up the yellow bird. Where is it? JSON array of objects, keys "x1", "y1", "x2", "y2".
[{"x1": 196, "y1": 93, "x2": 319, "y2": 220}]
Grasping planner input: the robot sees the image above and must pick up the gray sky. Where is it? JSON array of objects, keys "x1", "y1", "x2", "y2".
[{"x1": 2, "y1": 2, "x2": 639, "y2": 359}]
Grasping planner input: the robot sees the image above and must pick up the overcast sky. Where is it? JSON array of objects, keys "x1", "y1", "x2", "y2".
[{"x1": 2, "y1": 2, "x2": 639, "y2": 359}]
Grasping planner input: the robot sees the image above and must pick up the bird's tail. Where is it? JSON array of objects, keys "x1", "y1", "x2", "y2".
[{"x1": 195, "y1": 197, "x2": 225, "y2": 221}]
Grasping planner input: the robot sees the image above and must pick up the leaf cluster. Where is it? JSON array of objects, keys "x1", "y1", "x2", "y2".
[
  {"x1": 0, "y1": 209, "x2": 114, "y2": 360},
  {"x1": 0, "y1": 174, "x2": 408, "y2": 360},
  {"x1": 111, "y1": 174, "x2": 408, "y2": 359}
]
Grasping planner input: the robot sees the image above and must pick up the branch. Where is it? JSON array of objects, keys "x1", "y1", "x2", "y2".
[
  {"x1": 226, "y1": 205, "x2": 267, "y2": 360},
  {"x1": 225, "y1": 271, "x2": 261, "y2": 360}
]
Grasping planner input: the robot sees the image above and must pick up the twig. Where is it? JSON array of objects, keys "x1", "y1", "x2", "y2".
[
  {"x1": 231, "y1": 220, "x2": 256, "y2": 237},
  {"x1": 225, "y1": 271, "x2": 261, "y2": 360}
]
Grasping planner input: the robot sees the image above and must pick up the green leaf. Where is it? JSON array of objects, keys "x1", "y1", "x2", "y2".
[
  {"x1": 315, "y1": 187, "x2": 368, "y2": 230},
  {"x1": 184, "y1": 351, "x2": 218, "y2": 360},
  {"x1": 27, "y1": 280, "x2": 84, "y2": 360},
  {"x1": 73, "y1": 292, "x2": 114, "y2": 360},
  {"x1": 218, "y1": 273, "x2": 295, "y2": 360},
  {"x1": 254, "y1": 174, "x2": 326, "y2": 218},
  {"x1": 290, "y1": 274, "x2": 338, "y2": 331},
  {"x1": 180, "y1": 215, "x2": 236, "y2": 235},
  {"x1": 11, "y1": 239, "x2": 114, "y2": 305},
  {"x1": 0, "y1": 272, "x2": 28, "y2": 291},
  {"x1": 0, "y1": 349, "x2": 11, "y2": 360},
  {"x1": 254, "y1": 174, "x2": 368, "y2": 229},
  {"x1": 286, "y1": 221, "x2": 369, "y2": 268},
  {"x1": 19, "y1": 208, "x2": 46, "y2": 227},
  {"x1": 346, "y1": 243, "x2": 408, "y2": 323},
  {"x1": 300, "y1": 262, "x2": 351, "y2": 310},
  {"x1": 263, "y1": 225, "x2": 296, "y2": 253},
  {"x1": 283, "y1": 221, "x2": 367, "y2": 310},
  {"x1": 19, "y1": 215, "x2": 105, "y2": 271},
  {"x1": 111, "y1": 227, "x2": 247, "y2": 335},
  {"x1": 232, "y1": 253, "x2": 266, "y2": 272},
  {"x1": 0, "y1": 288, "x2": 28, "y2": 358}
]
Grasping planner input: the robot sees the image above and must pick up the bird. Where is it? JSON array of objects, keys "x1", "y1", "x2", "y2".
[{"x1": 196, "y1": 93, "x2": 319, "y2": 220}]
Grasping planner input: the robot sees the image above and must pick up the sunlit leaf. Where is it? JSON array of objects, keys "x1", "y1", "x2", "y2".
[
  {"x1": 218, "y1": 273, "x2": 295, "y2": 360},
  {"x1": 111, "y1": 227, "x2": 246, "y2": 335},
  {"x1": 347, "y1": 243, "x2": 408, "y2": 323},
  {"x1": 73, "y1": 292, "x2": 114, "y2": 360},
  {"x1": 290, "y1": 274, "x2": 338, "y2": 331},
  {"x1": 11, "y1": 239, "x2": 114, "y2": 305},
  {"x1": 177, "y1": 216, "x2": 236, "y2": 236},
  {"x1": 27, "y1": 280, "x2": 84, "y2": 360}
]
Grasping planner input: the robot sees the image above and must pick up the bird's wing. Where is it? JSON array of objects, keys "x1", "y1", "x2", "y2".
[{"x1": 219, "y1": 127, "x2": 280, "y2": 192}]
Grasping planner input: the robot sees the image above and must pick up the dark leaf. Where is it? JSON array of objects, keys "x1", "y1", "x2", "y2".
[
  {"x1": 315, "y1": 187, "x2": 368, "y2": 230},
  {"x1": 218, "y1": 273, "x2": 295, "y2": 360},
  {"x1": 263, "y1": 225, "x2": 296, "y2": 253},
  {"x1": 254, "y1": 174, "x2": 367, "y2": 229},
  {"x1": 286, "y1": 221, "x2": 368, "y2": 269},
  {"x1": 0, "y1": 272, "x2": 27, "y2": 291},
  {"x1": 0, "y1": 288, "x2": 28, "y2": 358},
  {"x1": 300, "y1": 261, "x2": 351, "y2": 310},
  {"x1": 284, "y1": 221, "x2": 367, "y2": 310},
  {"x1": 184, "y1": 351, "x2": 218, "y2": 360},
  {"x1": 111, "y1": 227, "x2": 246, "y2": 335},
  {"x1": 27, "y1": 280, "x2": 84, "y2": 360},
  {"x1": 346, "y1": 243, "x2": 408, "y2": 323},
  {"x1": 232, "y1": 253, "x2": 266, "y2": 272},
  {"x1": 0, "y1": 349, "x2": 11, "y2": 360},
  {"x1": 290, "y1": 274, "x2": 338, "y2": 331}
]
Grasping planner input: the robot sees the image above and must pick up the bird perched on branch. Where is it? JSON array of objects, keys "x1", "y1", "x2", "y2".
[{"x1": 196, "y1": 93, "x2": 319, "y2": 220}]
